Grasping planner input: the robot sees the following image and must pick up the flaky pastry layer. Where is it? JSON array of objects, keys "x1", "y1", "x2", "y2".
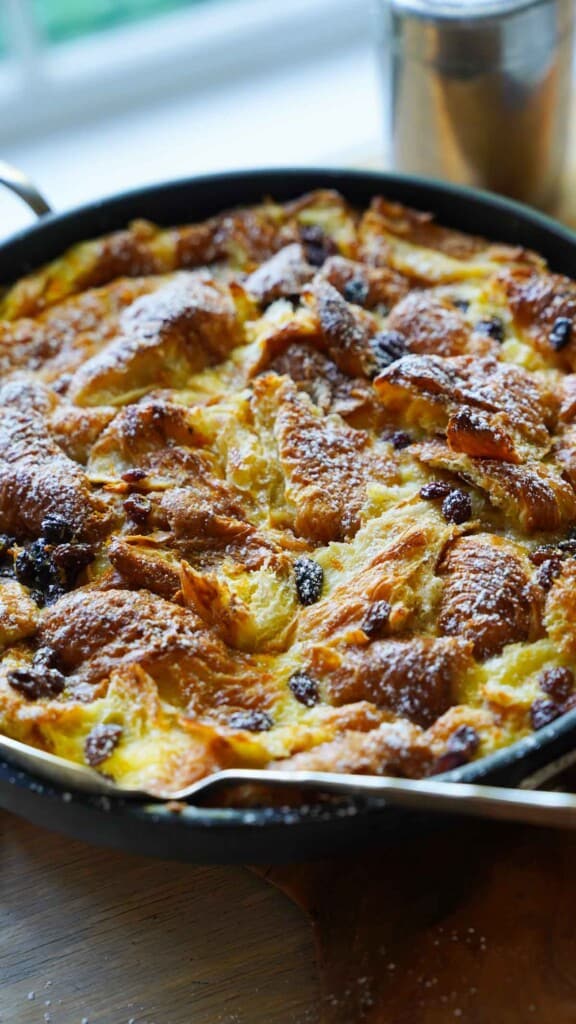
[{"x1": 1, "y1": 189, "x2": 576, "y2": 796}]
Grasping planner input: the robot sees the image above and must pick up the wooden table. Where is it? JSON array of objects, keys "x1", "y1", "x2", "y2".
[{"x1": 5, "y1": 157, "x2": 576, "y2": 1024}]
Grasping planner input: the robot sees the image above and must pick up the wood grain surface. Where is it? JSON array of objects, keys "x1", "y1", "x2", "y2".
[{"x1": 0, "y1": 811, "x2": 319, "y2": 1024}]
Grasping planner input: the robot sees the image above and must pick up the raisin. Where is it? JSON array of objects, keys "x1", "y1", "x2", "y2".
[
  {"x1": 52, "y1": 543, "x2": 94, "y2": 576},
  {"x1": 371, "y1": 330, "x2": 406, "y2": 372},
  {"x1": 343, "y1": 277, "x2": 369, "y2": 306},
  {"x1": 390, "y1": 431, "x2": 412, "y2": 450},
  {"x1": 0, "y1": 534, "x2": 14, "y2": 559},
  {"x1": 432, "y1": 724, "x2": 480, "y2": 774},
  {"x1": 476, "y1": 316, "x2": 505, "y2": 343},
  {"x1": 51, "y1": 374, "x2": 72, "y2": 396},
  {"x1": 294, "y1": 557, "x2": 324, "y2": 605},
  {"x1": 558, "y1": 539, "x2": 576, "y2": 556},
  {"x1": 530, "y1": 698, "x2": 562, "y2": 730},
  {"x1": 41, "y1": 514, "x2": 74, "y2": 544},
  {"x1": 300, "y1": 225, "x2": 337, "y2": 267},
  {"x1": 448, "y1": 724, "x2": 480, "y2": 758},
  {"x1": 121, "y1": 467, "x2": 148, "y2": 484},
  {"x1": 535, "y1": 558, "x2": 562, "y2": 591},
  {"x1": 549, "y1": 316, "x2": 572, "y2": 351},
  {"x1": 84, "y1": 724, "x2": 123, "y2": 766},
  {"x1": 539, "y1": 666, "x2": 575, "y2": 703},
  {"x1": 530, "y1": 544, "x2": 559, "y2": 566},
  {"x1": 442, "y1": 489, "x2": 472, "y2": 524},
  {"x1": 7, "y1": 665, "x2": 65, "y2": 700},
  {"x1": 15, "y1": 541, "x2": 59, "y2": 590},
  {"x1": 432, "y1": 751, "x2": 468, "y2": 774},
  {"x1": 124, "y1": 493, "x2": 152, "y2": 525},
  {"x1": 289, "y1": 670, "x2": 320, "y2": 707},
  {"x1": 420, "y1": 480, "x2": 452, "y2": 501},
  {"x1": 15, "y1": 535, "x2": 92, "y2": 603},
  {"x1": 45, "y1": 583, "x2": 66, "y2": 606},
  {"x1": 228, "y1": 710, "x2": 273, "y2": 732},
  {"x1": 0, "y1": 534, "x2": 15, "y2": 577},
  {"x1": 361, "y1": 600, "x2": 391, "y2": 638}
]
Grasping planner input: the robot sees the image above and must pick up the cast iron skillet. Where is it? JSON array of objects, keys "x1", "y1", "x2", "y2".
[{"x1": 2, "y1": 166, "x2": 576, "y2": 864}]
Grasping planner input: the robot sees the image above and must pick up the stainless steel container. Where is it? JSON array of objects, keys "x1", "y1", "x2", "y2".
[{"x1": 379, "y1": 0, "x2": 576, "y2": 209}]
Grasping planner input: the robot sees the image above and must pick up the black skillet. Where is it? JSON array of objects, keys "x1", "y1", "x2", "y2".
[{"x1": 1, "y1": 166, "x2": 576, "y2": 864}]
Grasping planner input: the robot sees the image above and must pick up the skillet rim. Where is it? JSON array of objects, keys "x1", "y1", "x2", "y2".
[{"x1": 2, "y1": 165, "x2": 576, "y2": 854}]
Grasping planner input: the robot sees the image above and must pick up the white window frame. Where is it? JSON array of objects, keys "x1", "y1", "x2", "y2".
[{"x1": 0, "y1": 0, "x2": 369, "y2": 143}]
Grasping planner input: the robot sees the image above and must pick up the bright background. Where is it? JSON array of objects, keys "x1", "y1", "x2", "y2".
[{"x1": 0, "y1": 0, "x2": 383, "y2": 238}]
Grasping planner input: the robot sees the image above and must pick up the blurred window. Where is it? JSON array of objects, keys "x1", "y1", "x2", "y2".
[
  {"x1": 0, "y1": 0, "x2": 360, "y2": 142},
  {"x1": 33, "y1": 0, "x2": 210, "y2": 45}
]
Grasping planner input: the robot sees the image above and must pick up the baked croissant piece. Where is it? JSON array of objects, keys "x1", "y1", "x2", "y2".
[{"x1": 1, "y1": 189, "x2": 575, "y2": 796}]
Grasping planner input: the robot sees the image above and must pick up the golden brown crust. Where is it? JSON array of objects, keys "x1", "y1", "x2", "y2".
[
  {"x1": 386, "y1": 292, "x2": 490, "y2": 359},
  {"x1": 1, "y1": 188, "x2": 576, "y2": 794},
  {"x1": 375, "y1": 353, "x2": 556, "y2": 459},
  {"x1": 313, "y1": 636, "x2": 472, "y2": 727},
  {"x1": 438, "y1": 535, "x2": 543, "y2": 659},
  {"x1": 498, "y1": 267, "x2": 576, "y2": 369},
  {"x1": 416, "y1": 440, "x2": 576, "y2": 533},
  {"x1": 273, "y1": 379, "x2": 395, "y2": 542}
]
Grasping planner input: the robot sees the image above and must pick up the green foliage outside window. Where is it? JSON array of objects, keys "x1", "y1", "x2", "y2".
[{"x1": 33, "y1": 1, "x2": 213, "y2": 45}]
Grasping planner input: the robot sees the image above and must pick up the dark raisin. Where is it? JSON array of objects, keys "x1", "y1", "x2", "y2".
[
  {"x1": 228, "y1": 710, "x2": 273, "y2": 732},
  {"x1": 432, "y1": 725, "x2": 480, "y2": 774},
  {"x1": 51, "y1": 374, "x2": 72, "y2": 396},
  {"x1": 0, "y1": 534, "x2": 15, "y2": 577},
  {"x1": 361, "y1": 600, "x2": 391, "y2": 638},
  {"x1": 448, "y1": 724, "x2": 480, "y2": 758},
  {"x1": 420, "y1": 480, "x2": 452, "y2": 501},
  {"x1": 442, "y1": 489, "x2": 472, "y2": 524},
  {"x1": 15, "y1": 535, "x2": 91, "y2": 601},
  {"x1": 84, "y1": 724, "x2": 123, "y2": 766},
  {"x1": 539, "y1": 666, "x2": 575, "y2": 703},
  {"x1": 294, "y1": 557, "x2": 324, "y2": 605},
  {"x1": 121, "y1": 467, "x2": 148, "y2": 484},
  {"x1": 41, "y1": 514, "x2": 74, "y2": 544},
  {"x1": 15, "y1": 541, "x2": 58, "y2": 590},
  {"x1": 371, "y1": 330, "x2": 406, "y2": 372},
  {"x1": 432, "y1": 751, "x2": 469, "y2": 774},
  {"x1": 476, "y1": 316, "x2": 505, "y2": 343},
  {"x1": 44, "y1": 583, "x2": 66, "y2": 606},
  {"x1": 530, "y1": 544, "x2": 559, "y2": 566},
  {"x1": 390, "y1": 431, "x2": 412, "y2": 451},
  {"x1": 549, "y1": 316, "x2": 572, "y2": 351},
  {"x1": 124, "y1": 493, "x2": 152, "y2": 525},
  {"x1": 535, "y1": 558, "x2": 562, "y2": 591},
  {"x1": 14, "y1": 549, "x2": 37, "y2": 588},
  {"x1": 530, "y1": 698, "x2": 562, "y2": 730},
  {"x1": 52, "y1": 543, "x2": 94, "y2": 576},
  {"x1": 289, "y1": 670, "x2": 320, "y2": 707},
  {"x1": 343, "y1": 277, "x2": 369, "y2": 306},
  {"x1": 0, "y1": 534, "x2": 15, "y2": 559},
  {"x1": 30, "y1": 590, "x2": 45, "y2": 607},
  {"x1": 300, "y1": 225, "x2": 337, "y2": 267},
  {"x1": 452, "y1": 299, "x2": 469, "y2": 312},
  {"x1": 558, "y1": 539, "x2": 576, "y2": 556},
  {"x1": 7, "y1": 665, "x2": 65, "y2": 700}
]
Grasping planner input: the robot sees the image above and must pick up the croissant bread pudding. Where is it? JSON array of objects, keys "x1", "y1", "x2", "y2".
[{"x1": 1, "y1": 188, "x2": 576, "y2": 798}]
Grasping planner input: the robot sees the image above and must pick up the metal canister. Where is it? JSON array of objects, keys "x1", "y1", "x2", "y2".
[{"x1": 379, "y1": 0, "x2": 576, "y2": 209}]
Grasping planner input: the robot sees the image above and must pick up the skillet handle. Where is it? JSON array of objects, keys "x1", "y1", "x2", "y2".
[{"x1": 0, "y1": 160, "x2": 51, "y2": 217}]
